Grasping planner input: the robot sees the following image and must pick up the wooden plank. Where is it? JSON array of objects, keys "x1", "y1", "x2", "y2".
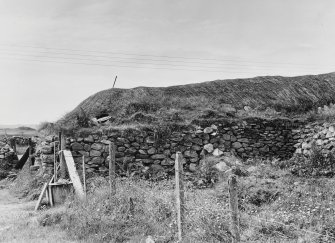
[
  {"x1": 62, "y1": 150, "x2": 85, "y2": 200},
  {"x1": 34, "y1": 183, "x2": 48, "y2": 211},
  {"x1": 48, "y1": 184, "x2": 54, "y2": 207}
]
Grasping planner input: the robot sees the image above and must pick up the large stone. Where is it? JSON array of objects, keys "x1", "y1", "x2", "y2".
[
  {"x1": 184, "y1": 150, "x2": 198, "y2": 158},
  {"x1": 151, "y1": 154, "x2": 166, "y2": 160},
  {"x1": 117, "y1": 137, "x2": 129, "y2": 143},
  {"x1": 117, "y1": 146, "x2": 126, "y2": 152},
  {"x1": 138, "y1": 149, "x2": 147, "y2": 155},
  {"x1": 222, "y1": 134, "x2": 230, "y2": 140},
  {"x1": 84, "y1": 144, "x2": 91, "y2": 151},
  {"x1": 326, "y1": 131, "x2": 334, "y2": 138},
  {"x1": 238, "y1": 138, "x2": 249, "y2": 143},
  {"x1": 232, "y1": 142, "x2": 242, "y2": 149},
  {"x1": 259, "y1": 146, "x2": 269, "y2": 152},
  {"x1": 204, "y1": 127, "x2": 213, "y2": 134},
  {"x1": 170, "y1": 136, "x2": 183, "y2": 142},
  {"x1": 91, "y1": 157, "x2": 103, "y2": 165},
  {"x1": 146, "y1": 136, "x2": 155, "y2": 143},
  {"x1": 91, "y1": 143, "x2": 103, "y2": 151},
  {"x1": 84, "y1": 135, "x2": 94, "y2": 143},
  {"x1": 204, "y1": 143, "x2": 214, "y2": 153},
  {"x1": 126, "y1": 147, "x2": 137, "y2": 154},
  {"x1": 213, "y1": 148, "x2": 224, "y2": 157},
  {"x1": 301, "y1": 142, "x2": 311, "y2": 150},
  {"x1": 161, "y1": 159, "x2": 174, "y2": 165},
  {"x1": 191, "y1": 145, "x2": 202, "y2": 151},
  {"x1": 90, "y1": 150, "x2": 101, "y2": 157},
  {"x1": 71, "y1": 142, "x2": 83, "y2": 151},
  {"x1": 189, "y1": 163, "x2": 197, "y2": 172},
  {"x1": 136, "y1": 154, "x2": 150, "y2": 159},
  {"x1": 147, "y1": 147, "x2": 156, "y2": 154},
  {"x1": 100, "y1": 139, "x2": 111, "y2": 145}
]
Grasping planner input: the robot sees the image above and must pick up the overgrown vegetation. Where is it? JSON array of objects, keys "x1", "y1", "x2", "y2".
[
  {"x1": 35, "y1": 153, "x2": 335, "y2": 242},
  {"x1": 287, "y1": 144, "x2": 335, "y2": 177}
]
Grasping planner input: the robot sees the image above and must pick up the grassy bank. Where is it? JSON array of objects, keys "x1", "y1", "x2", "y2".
[{"x1": 36, "y1": 156, "x2": 335, "y2": 242}]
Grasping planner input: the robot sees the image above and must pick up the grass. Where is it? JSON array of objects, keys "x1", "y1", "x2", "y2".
[{"x1": 35, "y1": 153, "x2": 335, "y2": 242}]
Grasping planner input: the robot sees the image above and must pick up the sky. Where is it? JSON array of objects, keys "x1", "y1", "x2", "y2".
[{"x1": 0, "y1": 0, "x2": 335, "y2": 125}]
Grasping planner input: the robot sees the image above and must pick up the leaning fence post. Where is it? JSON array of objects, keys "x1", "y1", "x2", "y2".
[
  {"x1": 175, "y1": 152, "x2": 185, "y2": 241},
  {"x1": 109, "y1": 143, "x2": 116, "y2": 197},
  {"x1": 229, "y1": 175, "x2": 240, "y2": 243}
]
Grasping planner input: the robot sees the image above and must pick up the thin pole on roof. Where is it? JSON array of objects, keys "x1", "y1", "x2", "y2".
[{"x1": 113, "y1": 75, "x2": 117, "y2": 88}]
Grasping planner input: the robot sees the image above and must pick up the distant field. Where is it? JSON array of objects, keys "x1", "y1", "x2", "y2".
[{"x1": 0, "y1": 128, "x2": 37, "y2": 138}]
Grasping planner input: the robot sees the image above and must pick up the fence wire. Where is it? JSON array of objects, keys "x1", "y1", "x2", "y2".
[{"x1": 53, "y1": 151, "x2": 335, "y2": 242}]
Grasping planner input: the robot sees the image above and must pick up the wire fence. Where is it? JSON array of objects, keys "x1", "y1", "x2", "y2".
[{"x1": 47, "y1": 145, "x2": 335, "y2": 242}]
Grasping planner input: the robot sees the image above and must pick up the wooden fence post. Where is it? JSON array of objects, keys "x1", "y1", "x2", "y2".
[
  {"x1": 109, "y1": 143, "x2": 116, "y2": 197},
  {"x1": 54, "y1": 141, "x2": 57, "y2": 182},
  {"x1": 82, "y1": 155, "x2": 86, "y2": 198},
  {"x1": 58, "y1": 131, "x2": 62, "y2": 151},
  {"x1": 175, "y1": 152, "x2": 185, "y2": 241},
  {"x1": 28, "y1": 138, "x2": 32, "y2": 166},
  {"x1": 59, "y1": 132, "x2": 66, "y2": 179},
  {"x1": 229, "y1": 175, "x2": 240, "y2": 243}
]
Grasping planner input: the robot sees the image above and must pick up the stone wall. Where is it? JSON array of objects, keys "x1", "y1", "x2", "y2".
[
  {"x1": 0, "y1": 143, "x2": 16, "y2": 161},
  {"x1": 63, "y1": 118, "x2": 303, "y2": 175},
  {"x1": 0, "y1": 142, "x2": 18, "y2": 178},
  {"x1": 294, "y1": 122, "x2": 335, "y2": 156}
]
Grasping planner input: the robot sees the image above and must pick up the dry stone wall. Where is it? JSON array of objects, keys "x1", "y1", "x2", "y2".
[
  {"x1": 64, "y1": 118, "x2": 303, "y2": 175},
  {"x1": 294, "y1": 122, "x2": 335, "y2": 156},
  {"x1": 0, "y1": 143, "x2": 16, "y2": 161},
  {"x1": 0, "y1": 142, "x2": 18, "y2": 178}
]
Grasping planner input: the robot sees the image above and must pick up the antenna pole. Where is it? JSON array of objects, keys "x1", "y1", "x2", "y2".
[{"x1": 113, "y1": 76, "x2": 117, "y2": 88}]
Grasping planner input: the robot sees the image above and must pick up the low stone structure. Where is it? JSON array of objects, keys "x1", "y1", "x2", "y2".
[
  {"x1": 0, "y1": 142, "x2": 18, "y2": 179},
  {"x1": 62, "y1": 118, "x2": 303, "y2": 175},
  {"x1": 294, "y1": 122, "x2": 335, "y2": 155}
]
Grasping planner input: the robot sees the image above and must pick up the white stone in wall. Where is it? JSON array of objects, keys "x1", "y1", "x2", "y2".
[
  {"x1": 204, "y1": 127, "x2": 213, "y2": 134},
  {"x1": 213, "y1": 148, "x2": 224, "y2": 157},
  {"x1": 301, "y1": 142, "x2": 311, "y2": 150},
  {"x1": 211, "y1": 125, "x2": 218, "y2": 130},
  {"x1": 204, "y1": 143, "x2": 214, "y2": 153},
  {"x1": 326, "y1": 131, "x2": 334, "y2": 138}
]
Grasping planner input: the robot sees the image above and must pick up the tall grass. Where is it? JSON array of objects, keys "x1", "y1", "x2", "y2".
[{"x1": 36, "y1": 156, "x2": 335, "y2": 242}]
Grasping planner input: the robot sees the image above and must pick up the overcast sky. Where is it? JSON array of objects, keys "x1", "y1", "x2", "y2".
[{"x1": 0, "y1": 0, "x2": 335, "y2": 125}]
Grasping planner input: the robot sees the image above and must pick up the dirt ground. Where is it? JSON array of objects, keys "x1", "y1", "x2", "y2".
[{"x1": 0, "y1": 187, "x2": 74, "y2": 243}]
